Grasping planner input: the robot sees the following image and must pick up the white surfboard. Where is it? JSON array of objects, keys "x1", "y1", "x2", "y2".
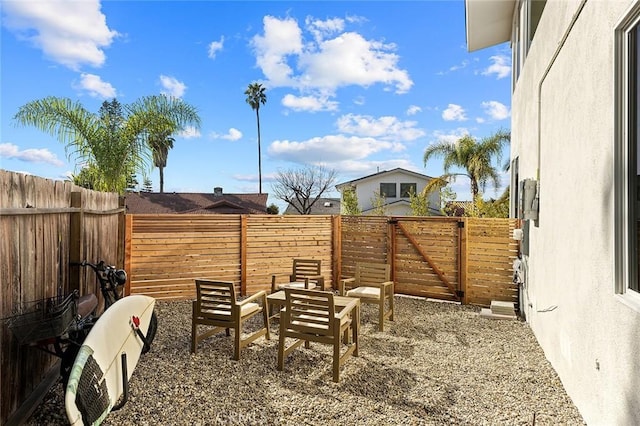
[{"x1": 65, "y1": 295, "x2": 156, "y2": 425}]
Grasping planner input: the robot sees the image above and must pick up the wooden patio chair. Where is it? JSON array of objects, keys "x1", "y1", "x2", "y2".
[
  {"x1": 191, "y1": 280, "x2": 270, "y2": 360},
  {"x1": 271, "y1": 258, "x2": 325, "y2": 293},
  {"x1": 277, "y1": 288, "x2": 359, "y2": 382},
  {"x1": 338, "y1": 262, "x2": 394, "y2": 332}
]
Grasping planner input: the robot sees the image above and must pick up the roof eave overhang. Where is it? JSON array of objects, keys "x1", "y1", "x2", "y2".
[{"x1": 465, "y1": 0, "x2": 516, "y2": 52}]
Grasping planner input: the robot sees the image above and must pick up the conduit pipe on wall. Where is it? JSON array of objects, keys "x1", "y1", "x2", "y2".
[{"x1": 535, "y1": 0, "x2": 588, "y2": 226}]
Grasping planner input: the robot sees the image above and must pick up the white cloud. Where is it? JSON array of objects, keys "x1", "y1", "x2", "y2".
[
  {"x1": 281, "y1": 93, "x2": 338, "y2": 112},
  {"x1": 336, "y1": 113, "x2": 424, "y2": 142},
  {"x1": 449, "y1": 60, "x2": 469, "y2": 72},
  {"x1": 268, "y1": 135, "x2": 395, "y2": 163},
  {"x1": 482, "y1": 55, "x2": 511, "y2": 79},
  {"x1": 178, "y1": 126, "x2": 201, "y2": 139},
  {"x1": 406, "y1": 105, "x2": 422, "y2": 116},
  {"x1": 0, "y1": 143, "x2": 64, "y2": 166},
  {"x1": 159, "y1": 75, "x2": 186, "y2": 98},
  {"x1": 250, "y1": 16, "x2": 303, "y2": 86},
  {"x1": 75, "y1": 73, "x2": 116, "y2": 98},
  {"x1": 208, "y1": 36, "x2": 224, "y2": 59},
  {"x1": 442, "y1": 104, "x2": 467, "y2": 121},
  {"x1": 305, "y1": 16, "x2": 344, "y2": 43},
  {"x1": 481, "y1": 101, "x2": 510, "y2": 120},
  {"x1": 353, "y1": 96, "x2": 365, "y2": 106},
  {"x1": 2, "y1": 0, "x2": 118, "y2": 70},
  {"x1": 210, "y1": 128, "x2": 242, "y2": 141},
  {"x1": 431, "y1": 128, "x2": 470, "y2": 144},
  {"x1": 251, "y1": 15, "x2": 413, "y2": 100}
]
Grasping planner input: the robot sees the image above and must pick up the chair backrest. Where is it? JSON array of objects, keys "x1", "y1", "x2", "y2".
[
  {"x1": 355, "y1": 262, "x2": 391, "y2": 286},
  {"x1": 291, "y1": 259, "x2": 322, "y2": 281},
  {"x1": 284, "y1": 288, "x2": 335, "y2": 336},
  {"x1": 195, "y1": 280, "x2": 237, "y2": 320}
]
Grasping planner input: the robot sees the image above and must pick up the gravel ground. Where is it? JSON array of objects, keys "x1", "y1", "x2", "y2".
[{"x1": 27, "y1": 296, "x2": 584, "y2": 425}]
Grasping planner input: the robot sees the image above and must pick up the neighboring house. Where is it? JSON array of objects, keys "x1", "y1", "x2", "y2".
[
  {"x1": 284, "y1": 197, "x2": 341, "y2": 215},
  {"x1": 125, "y1": 187, "x2": 267, "y2": 214},
  {"x1": 335, "y1": 168, "x2": 441, "y2": 216},
  {"x1": 466, "y1": 0, "x2": 640, "y2": 424}
]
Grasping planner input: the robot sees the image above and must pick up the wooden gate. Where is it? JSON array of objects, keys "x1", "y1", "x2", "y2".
[{"x1": 391, "y1": 217, "x2": 463, "y2": 302}]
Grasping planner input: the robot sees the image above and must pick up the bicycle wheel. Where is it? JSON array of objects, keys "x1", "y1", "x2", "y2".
[{"x1": 141, "y1": 311, "x2": 158, "y2": 354}]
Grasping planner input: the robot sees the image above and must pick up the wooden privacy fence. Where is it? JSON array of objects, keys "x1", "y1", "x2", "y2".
[
  {"x1": 126, "y1": 215, "x2": 336, "y2": 299},
  {"x1": 126, "y1": 214, "x2": 519, "y2": 308},
  {"x1": 0, "y1": 170, "x2": 124, "y2": 425}
]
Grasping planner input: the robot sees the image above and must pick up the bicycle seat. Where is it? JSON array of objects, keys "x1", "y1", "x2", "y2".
[{"x1": 77, "y1": 294, "x2": 98, "y2": 318}]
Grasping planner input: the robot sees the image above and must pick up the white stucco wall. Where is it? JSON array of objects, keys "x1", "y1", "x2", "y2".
[{"x1": 512, "y1": 0, "x2": 640, "y2": 423}]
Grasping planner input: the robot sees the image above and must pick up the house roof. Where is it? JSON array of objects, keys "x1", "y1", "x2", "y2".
[
  {"x1": 125, "y1": 192, "x2": 268, "y2": 214},
  {"x1": 465, "y1": 0, "x2": 515, "y2": 52},
  {"x1": 335, "y1": 168, "x2": 435, "y2": 190},
  {"x1": 284, "y1": 197, "x2": 341, "y2": 215}
]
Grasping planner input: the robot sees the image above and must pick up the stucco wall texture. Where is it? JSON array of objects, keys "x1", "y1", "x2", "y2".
[{"x1": 512, "y1": 0, "x2": 640, "y2": 424}]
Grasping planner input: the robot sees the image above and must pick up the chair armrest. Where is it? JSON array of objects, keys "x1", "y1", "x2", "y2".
[
  {"x1": 304, "y1": 275, "x2": 325, "y2": 290},
  {"x1": 338, "y1": 277, "x2": 355, "y2": 296},
  {"x1": 334, "y1": 298, "x2": 358, "y2": 320},
  {"x1": 239, "y1": 290, "x2": 267, "y2": 306},
  {"x1": 271, "y1": 273, "x2": 291, "y2": 293}
]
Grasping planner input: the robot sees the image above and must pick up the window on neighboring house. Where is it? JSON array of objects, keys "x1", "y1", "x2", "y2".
[
  {"x1": 400, "y1": 183, "x2": 417, "y2": 198},
  {"x1": 615, "y1": 7, "x2": 640, "y2": 295},
  {"x1": 379, "y1": 183, "x2": 396, "y2": 198}
]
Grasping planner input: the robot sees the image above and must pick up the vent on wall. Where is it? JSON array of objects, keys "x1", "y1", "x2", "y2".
[{"x1": 324, "y1": 202, "x2": 332, "y2": 207}]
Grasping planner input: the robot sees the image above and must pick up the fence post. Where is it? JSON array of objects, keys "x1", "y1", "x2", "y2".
[
  {"x1": 240, "y1": 215, "x2": 248, "y2": 296},
  {"x1": 332, "y1": 215, "x2": 342, "y2": 289},
  {"x1": 124, "y1": 214, "x2": 133, "y2": 296},
  {"x1": 458, "y1": 217, "x2": 468, "y2": 304},
  {"x1": 388, "y1": 217, "x2": 396, "y2": 283},
  {"x1": 117, "y1": 196, "x2": 126, "y2": 269},
  {"x1": 69, "y1": 191, "x2": 83, "y2": 293}
]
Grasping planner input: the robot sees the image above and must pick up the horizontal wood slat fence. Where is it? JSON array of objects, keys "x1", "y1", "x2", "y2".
[
  {"x1": 0, "y1": 171, "x2": 123, "y2": 426},
  {"x1": 126, "y1": 214, "x2": 519, "y2": 309}
]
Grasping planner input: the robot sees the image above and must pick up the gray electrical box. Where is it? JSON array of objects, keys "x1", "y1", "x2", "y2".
[{"x1": 519, "y1": 179, "x2": 538, "y2": 221}]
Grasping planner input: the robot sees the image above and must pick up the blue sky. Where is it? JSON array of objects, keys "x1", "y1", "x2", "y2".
[{"x1": 0, "y1": 0, "x2": 511, "y2": 210}]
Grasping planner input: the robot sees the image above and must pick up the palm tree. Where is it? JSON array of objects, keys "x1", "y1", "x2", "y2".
[
  {"x1": 423, "y1": 129, "x2": 510, "y2": 200},
  {"x1": 148, "y1": 128, "x2": 174, "y2": 193},
  {"x1": 245, "y1": 83, "x2": 267, "y2": 193},
  {"x1": 13, "y1": 95, "x2": 201, "y2": 194}
]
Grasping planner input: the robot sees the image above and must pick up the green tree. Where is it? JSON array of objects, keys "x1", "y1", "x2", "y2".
[
  {"x1": 341, "y1": 187, "x2": 361, "y2": 215},
  {"x1": 408, "y1": 188, "x2": 430, "y2": 216},
  {"x1": 245, "y1": 83, "x2": 267, "y2": 194},
  {"x1": 465, "y1": 187, "x2": 510, "y2": 218},
  {"x1": 149, "y1": 132, "x2": 174, "y2": 193},
  {"x1": 13, "y1": 95, "x2": 201, "y2": 194},
  {"x1": 266, "y1": 203, "x2": 280, "y2": 215},
  {"x1": 423, "y1": 129, "x2": 510, "y2": 201},
  {"x1": 142, "y1": 177, "x2": 153, "y2": 192},
  {"x1": 440, "y1": 185, "x2": 457, "y2": 216},
  {"x1": 370, "y1": 190, "x2": 387, "y2": 216}
]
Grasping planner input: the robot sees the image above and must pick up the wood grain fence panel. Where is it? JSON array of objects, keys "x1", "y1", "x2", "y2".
[
  {"x1": 245, "y1": 215, "x2": 334, "y2": 293},
  {"x1": 392, "y1": 218, "x2": 460, "y2": 299},
  {"x1": 340, "y1": 216, "x2": 389, "y2": 278},
  {"x1": 465, "y1": 218, "x2": 518, "y2": 306},
  {"x1": 127, "y1": 214, "x2": 242, "y2": 299},
  {"x1": 0, "y1": 171, "x2": 120, "y2": 425}
]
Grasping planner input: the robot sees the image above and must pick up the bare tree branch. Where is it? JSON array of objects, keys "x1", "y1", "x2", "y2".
[{"x1": 271, "y1": 165, "x2": 338, "y2": 214}]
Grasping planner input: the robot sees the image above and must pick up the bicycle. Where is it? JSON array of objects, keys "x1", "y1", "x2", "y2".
[{"x1": 6, "y1": 260, "x2": 158, "y2": 388}]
